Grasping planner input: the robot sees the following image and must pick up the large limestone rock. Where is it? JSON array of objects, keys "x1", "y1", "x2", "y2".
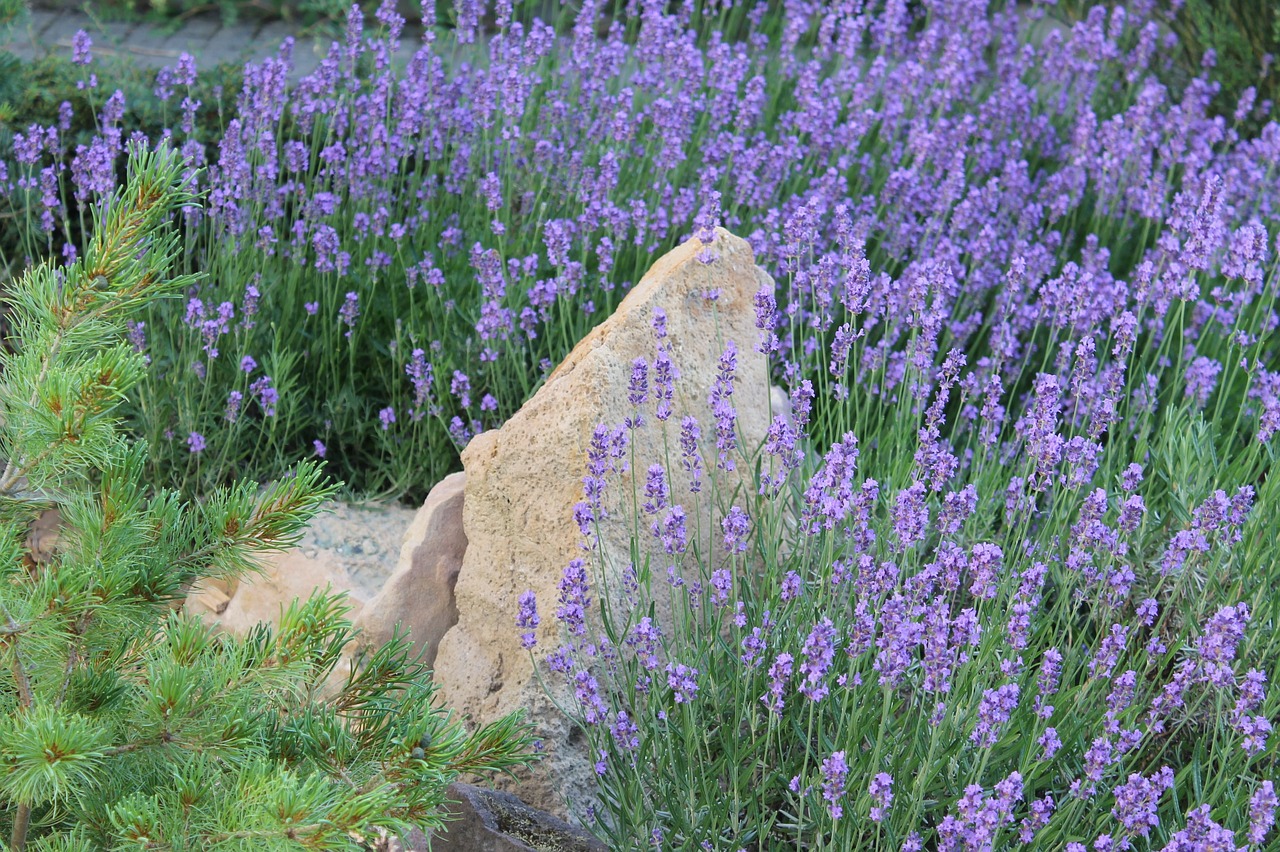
[
  {"x1": 431, "y1": 228, "x2": 774, "y2": 817},
  {"x1": 351, "y1": 472, "x2": 467, "y2": 673}
]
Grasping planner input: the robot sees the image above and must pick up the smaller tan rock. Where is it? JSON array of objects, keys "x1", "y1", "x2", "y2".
[
  {"x1": 351, "y1": 472, "x2": 467, "y2": 673},
  {"x1": 24, "y1": 507, "x2": 62, "y2": 566},
  {"x1": 188, "y1": 578, "x2": 234, "y2": 615},
  {"x1": 185, "y1": 500, "x2": 416, "y2": 697},
  {"x1": 188, "y1": 549, "x2": 363, "y2": 635}
]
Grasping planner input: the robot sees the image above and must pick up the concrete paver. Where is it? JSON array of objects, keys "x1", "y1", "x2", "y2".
[
  {"x1": 26, "y1": 12, "x2": 89, "y2": 58},
  {"x1": 251, "y1": 20, "x2": 297, "y2": 50},
  {"x1": 2, "y1": 6, "x2": 426, "y2": 83},
  {"x1": 3, "y1": 7, "x2": 309, "y2": 80},
  {"x1": 22, "y1": 8, "x2": 56, "y2": 39},
  {"x1": 158, "y1": 14, "x2": 222, "y2": 54}
]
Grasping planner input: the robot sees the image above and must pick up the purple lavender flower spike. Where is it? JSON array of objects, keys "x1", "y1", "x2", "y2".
[
  {"x1": 972, "y1": 682, "x2": 1020, "y2": 747},
  {"x1": 1020, "y1": 793, "x2": 1056, "y2": 844},
  {"x1": 611, "y1": 711, "x2": 639, "y2": 753},
  {"x1": 556, "y1": 558, "x2": 590, "y2": 637},
  {"x1": 762, "y1": 652, "x2": 793, "y2": 716},
  {"x1": 406, "y1": 349, "x2": 435, "y2": 420},
  {"x1": 628, "y1": 358, "x2": 649, "y2": 407},
  {"x1": 1039, "y1": 727, "x2": 1062, "y2": 760},
  {"x1": 665, "y1": 663, "x2": 699, "y2": 704},
  {"x1": 708, "y1": 341, "x2": 738, "y2": 471},
  {"x1": 643, "y1": 464, "x2": 669, "y2": 516},
  {"x1": 574, "y1": 669, "x2": 607, "y2": 724},
  {"x1": 71, "y1": 30, "x2": 92, "y2": 66},
  {"x1": 820, "y1": 751, "x2": 849, "y2": 820},
  {"x1": 1111, "y1": 768, "x2": 1174, "y2": 846},
  {"x1": 627, "y1": 617, "x2": 662, "y2": 673},
  {"x1": 1184, "y1": 356, "x2": 1222, "y2": 410},
  {"x1": 721, "y1": 506, "x2": 750, "y2": 554},
  {"x1": 174, "y1": 52, "x2": 197, "y2": 86},
  {"x1": 656, "y1": 505, "x2": 688, "y2": 555},
  {"x1": 339, "y1": 291, "x2": 360, "y2": 338},
  {"x1": 653, "y1": 351, "x2": 676, "y2": 421},
  {"x1": 800, "y1": 433, "x2": 860, "y2": 534},
  {"x1": 891, "y1": 481, "x2": 929, "y2": 550},
  {"x1": 1035, "y1": 648, "x2": 1063, "y2": 718},
  {"x1": 516, "y1": 590, "x2": 539, "y2": 649},
  {"x1": 968, "y1": 543, "x2": 1003, "y2": 600},
  {"x1": 868, "y1": 772, "x2": 893, "y2": 823},
  {"x1": 798, "y1": 618, "x2": 837, "y2": 702},
  {"x1": 1250, "y1": 781, "x2": 1278, "y2": 846},
  {"x1": 250, "y1": 376, "x2": 278, "y2": 417},
  {"x1": 680, "y1": 416, "x2": 703, "y2": 493},
  {"x1": 651, "y1": 307, "x2": 668, "y2": 342},
  {"x1": 225, "y1": 390, "x2": 243, "y2": 424}
]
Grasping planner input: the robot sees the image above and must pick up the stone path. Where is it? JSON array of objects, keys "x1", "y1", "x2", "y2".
[{"x1": 1, "y1": 6, "x2": 425, "y2": 81}]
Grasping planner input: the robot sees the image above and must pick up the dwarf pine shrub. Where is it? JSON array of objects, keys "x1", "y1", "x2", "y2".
[{"x1": 0, "y1": 144, "x2": 535, "y2": 850}]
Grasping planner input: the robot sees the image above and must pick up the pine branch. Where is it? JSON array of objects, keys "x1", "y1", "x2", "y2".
[{"x1": 1, "y1": 602, "x2": 33, "y2": 708}]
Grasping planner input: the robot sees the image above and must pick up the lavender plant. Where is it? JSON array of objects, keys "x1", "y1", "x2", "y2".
[
  {"x1": 530, "y1": 251, "x2": 1280, "y2": 848},
  {"x1": 0, "y1": 144, "x2": 535, "y2": 849},
  {"x1": 5, "y1": 0, "x2": 1271, "y2": 502},
  {"x1": 496, "y1": 2, "x2": 1280, "y2": 847}
]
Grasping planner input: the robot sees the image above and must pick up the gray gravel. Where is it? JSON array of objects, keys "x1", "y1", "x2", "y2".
[{"x1": 294, "y1": 500, "x2": 418, "y2": 601}]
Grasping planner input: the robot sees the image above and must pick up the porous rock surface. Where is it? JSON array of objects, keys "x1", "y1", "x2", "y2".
[
  {"x1": 430, "y1": 227, "x2": 774, "y2": 818},
  {"x1": 351, "y1": 472, "x2": 467, "y2": 672}
]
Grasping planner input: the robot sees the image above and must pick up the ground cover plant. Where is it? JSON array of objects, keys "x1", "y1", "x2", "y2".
[
  {"x1": 0, "y1": 144, "x2": 535, "y2": 849},
  {"x1": 1056, "y1": 0, "x2": 1280, "y2": 127}
]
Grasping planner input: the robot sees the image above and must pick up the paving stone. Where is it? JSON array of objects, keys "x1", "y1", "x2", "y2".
[
  {"x1": 251, "y1": 20, "x2": 296, "y2": 55},
  {"x1": 34, "y1": 12, "x2": 146, "y2": 63},
  {"x1": 0, "y1": 24, "x2": 36, "y2": 58},
  {"x1": 18, "y1": 9, "x2": 58, "y2": 40},
  {"x1": 92, "y1": 20, "x2": 141, "y2": 47},
  {"x1": 32, "y1": 13, "x2": 90, "y2": 58},
  {"x1": 159, "y1": 13, "x2": 223, "y2": 56},
  {"x1": 186, "y1": 29, "x2": 263, "y2": 70},
  {"x1": 4, "y1": 6, "x2": 433, "y2": 86},
  {"x1": 112, "y1": 30, "x2": 180, "y2": 68},
  {"x1": 2, "y1": 43, "x2": 38, "y2": 62},
  {"x1": 290, "y1": 49, "x2": 323, "y2": 81}
]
